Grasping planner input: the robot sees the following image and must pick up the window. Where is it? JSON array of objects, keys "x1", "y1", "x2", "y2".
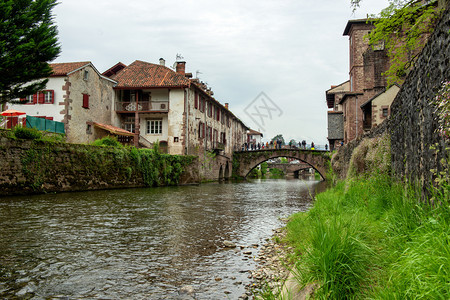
[
  {"x1": 83, "y1": 70, "x2": 89, "y2": 81},
  {"x1": 199, "y1": 97, "x2": 205, "y2": 112},
  {"x1": 213, "y1": 129, "x2": 218, "y2": 145},
  {"x1": 43, "y1": 90, "x2": 54, "y2": 104},
  {"x1": 220, "y1": 132, "x2": 226, "y2": 144},
  {"x1": 82, "y1": 93, "x2": 89, "y2": 109},
  {"x1": 382, "y1": 108, "x2": 389, "y2": 117},
  {"x1": 147, "y1": 119, "x2": 162, "y2": 134},
  {"x1": 208, "y1": 102, "x2": 212, "y2": 118},
  {"x1": 25, "y1": 95, "x2": 34, "y2": 104},
  {"x1": 198, "y1": 122, "x2": 205, "y2": 139},
  {"x1": 194, "y1": 92, "x2": 198, "y2": 109},
  {"x1": 206, "y1": 125, "x2": 211, "y2": 141},
  {"x1": 124, "y1": 116, "x2": 135, "y2": 133}
]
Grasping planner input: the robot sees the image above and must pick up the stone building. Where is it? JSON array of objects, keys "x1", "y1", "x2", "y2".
[
  {"x1": 105, "y1": 59, "x2": 248, "y2": 156},
  {"x1": 6, "y1": 62, "x2": 118, "y2": 144},
  {"x1": 5, "y1": 59, "x2": 248, "y2": 159},
  {"x1": 327, "y1": 0, "x2": 439, "y2": 146},
  {"x1": 326, "y1": 19, "x2": 393, "y2": 146}
]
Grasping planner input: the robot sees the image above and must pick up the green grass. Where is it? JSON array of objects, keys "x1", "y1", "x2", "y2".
[{"x1": 281, "y1": 174, "x2": 449, "y2": 299}]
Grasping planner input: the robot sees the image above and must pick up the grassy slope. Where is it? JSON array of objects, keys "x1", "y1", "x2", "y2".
[{"x1": 271, "y1": 134, "x2": 449, "y2": 299}]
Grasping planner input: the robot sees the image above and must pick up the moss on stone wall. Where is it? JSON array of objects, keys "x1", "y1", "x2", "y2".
[{"x1": 0, "y1": 132, "x2": 198, "y2": 196}]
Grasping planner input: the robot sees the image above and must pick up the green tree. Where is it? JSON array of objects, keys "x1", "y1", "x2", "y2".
[
  {"x1": 351, "y1": 0, "x2": 442, "y2": 86},
  {"x1": 0, "y1": 0, "x2": 61, "y2": 104},
  {"x1": 271, "y1": 134, "x2": 285, "y2": 145}
]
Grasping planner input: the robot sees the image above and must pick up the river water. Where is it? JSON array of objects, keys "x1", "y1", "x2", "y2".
[{"x1": 0, "y1": 178, "x2": 325, "y2": 299}]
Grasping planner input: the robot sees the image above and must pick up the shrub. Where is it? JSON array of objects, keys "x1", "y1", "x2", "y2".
[
  {"x1": 13, "y1": 126, "x2": 42, "y2": 140},
  {"x1": 91, "y1": 136, "x2": 123, "y2": 148}
]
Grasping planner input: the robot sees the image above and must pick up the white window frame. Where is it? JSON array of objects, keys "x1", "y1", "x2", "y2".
[
  {"x1": 25, "y1": 95, "x2": 34, "y2": 104},
  {"x1": 147, "y1": 119, "x2": 162, "y2": 134},
  {"x1": 44, "y1": 91, "x2": 53, "y2": 103}
]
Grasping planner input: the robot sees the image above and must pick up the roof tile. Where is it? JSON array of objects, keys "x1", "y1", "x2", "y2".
[
  {"x1": 113, "y1": 60, "x2": 190, "y2": 88},
  {"x1": 50, "y1": 62, "x2": 91, "y2": 76}
]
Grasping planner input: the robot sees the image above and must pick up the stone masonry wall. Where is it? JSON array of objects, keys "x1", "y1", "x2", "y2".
[
  {"x1": 0, "y1": 131, "x2": 199, "y2": 197},
  {"x1": 389, "y1": 4, "x2": 450, "y2": 185}
]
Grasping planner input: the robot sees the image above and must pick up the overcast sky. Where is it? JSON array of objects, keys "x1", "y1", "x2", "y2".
[{"x1": 52, "y1": 0, "x2": 390, "y2": 146}]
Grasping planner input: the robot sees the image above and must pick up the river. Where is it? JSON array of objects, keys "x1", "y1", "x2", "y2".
[{"x1": 0, "y1": 178, "x2": 326, "y2": 299}]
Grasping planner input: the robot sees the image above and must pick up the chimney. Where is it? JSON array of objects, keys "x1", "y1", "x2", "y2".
[
  {"x1": 159, "y1": 58, "x2": 165, "y2": 66},
  {"x1": 225, "y1": 103, "x2": 229, "y2": 110},
  {"x1": 176, "y1": 61, "x2": 186, "y2": 75}
]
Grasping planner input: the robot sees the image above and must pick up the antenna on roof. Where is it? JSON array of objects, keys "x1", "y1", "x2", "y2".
[
  {"x1": 176, "y1": 53, "x2": 184, "y2": 61},
  {"x1": 171, "y1": 53, "x2": 184, "y2": 70}
]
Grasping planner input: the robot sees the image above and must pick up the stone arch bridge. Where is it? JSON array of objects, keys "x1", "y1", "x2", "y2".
[{"x1": 232, "y1": 149, "x2": 330, "y2": 180}]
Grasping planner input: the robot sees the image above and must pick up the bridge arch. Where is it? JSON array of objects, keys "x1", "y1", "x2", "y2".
[{"x1": 233, "y1": 149, "x2": 330, "y2": 180}]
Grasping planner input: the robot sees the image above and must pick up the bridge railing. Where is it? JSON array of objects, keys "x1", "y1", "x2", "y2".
[{"x1": 238, "y1": 144, "x2": 330, "y2": 151}]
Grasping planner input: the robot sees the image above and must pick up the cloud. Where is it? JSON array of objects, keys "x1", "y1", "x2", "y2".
[{"x1": 53, "y1": 0, "x2": 390, "y2": 145}]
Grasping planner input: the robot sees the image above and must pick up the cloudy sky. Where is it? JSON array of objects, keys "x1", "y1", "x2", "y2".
[{"x1": 52, "y1": 0, "x2": 390, "y2": 146}]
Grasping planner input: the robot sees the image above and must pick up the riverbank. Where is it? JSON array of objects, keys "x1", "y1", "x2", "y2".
[{"x1": 250, "y1": 173, "x2": 449, "y2": 299}]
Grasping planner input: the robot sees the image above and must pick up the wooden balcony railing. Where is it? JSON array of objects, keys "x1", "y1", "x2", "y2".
[{"x1": 115, "y1": 101, "x2": 169, "y2": 112}]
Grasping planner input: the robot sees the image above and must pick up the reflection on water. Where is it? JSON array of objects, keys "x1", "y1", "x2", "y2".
[{"x1": 0, "y1": 179, "x2": 326, "y2": 299}]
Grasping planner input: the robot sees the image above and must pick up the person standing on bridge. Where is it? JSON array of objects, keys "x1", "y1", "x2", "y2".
[
  {"x1": 311, "y1": 142, "x2": 315, "y2": 150},
  {"x1": 302, "y1": 140, "x2": 306, "y2": 149}
]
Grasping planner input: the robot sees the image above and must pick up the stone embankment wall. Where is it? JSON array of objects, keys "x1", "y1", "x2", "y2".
[
  {"x1": 333, "y1": 4, "x2": 450, "y2": 185},
  {"x1": 0, "y1": 132, "x2": 199, "y2": 197},
  {"x1": 389, "y1": 4, "x2": 450, "y2": 185}
]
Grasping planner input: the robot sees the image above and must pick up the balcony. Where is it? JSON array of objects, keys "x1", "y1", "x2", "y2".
[{"x1": 115, "y1": 101, "x2": 169, "y2": 113}]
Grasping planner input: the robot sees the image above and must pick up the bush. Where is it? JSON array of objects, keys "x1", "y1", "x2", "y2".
[
  {"x1": 91, "y1": 136, "x2": 123, "y2": 148},
  {"x1": 13, "y1": 126, "x2": 42, "y2": 140}
]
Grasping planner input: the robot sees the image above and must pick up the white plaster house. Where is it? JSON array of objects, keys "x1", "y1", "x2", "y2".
[
  {"x1": 247, "y1": 129, "x2": 263, "y2": 145},
  {"x1": 360, "y1": 84, "x2": 400, "y2": 132},
  {"x1": 103, "y1": 59, "x2": 248, "y2": 156},
  {"x1": 5, "y1": 59, "x2": 248, "y2": 157},
  {"x1": 6, "y1": 62, "x2": 120, "y2": 143}
]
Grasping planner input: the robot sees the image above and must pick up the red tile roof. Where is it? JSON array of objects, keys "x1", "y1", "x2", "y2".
[
  {"x1": 50, "y1": 62, "x2": 91, "y2": 76},
  {"x1": 248, "y1": 129, "x2": 263, "y2": 136},
  {"x1": 102, "y1": 62, "x2": 127, "y2": 78},
  {"x1": 113, "y1": 60, "x2": 190, "y2": 89}
]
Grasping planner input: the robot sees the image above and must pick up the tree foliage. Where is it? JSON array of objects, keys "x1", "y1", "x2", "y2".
[
  {"x1": 352, "y1": 0, "x2": 442, "y2": 86},
  {"x1": 0, "y1": 0, "x2": 61, "y2": 104},
  {"x1": 271, "y1": 134, "x2": 285, "y2": 145}
]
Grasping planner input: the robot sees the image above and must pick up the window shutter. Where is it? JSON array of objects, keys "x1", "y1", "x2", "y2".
[
  {"x1": 82, "y1": 94, "x2": 89, "y2": 108},
  {"x1": 194, "y1": 92, "x2": 198, "y2": 109},
  {"x1": 50, "y1": 90, "x2": 55, "y2": 104},
  {"x1": 38, "y1": 92, "x2": 45, "y2": 104},
  {"x1": 33, "y1": 93, "x2": 37, "y2": 104}
]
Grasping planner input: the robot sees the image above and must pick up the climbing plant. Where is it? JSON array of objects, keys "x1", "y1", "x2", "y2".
[{"x1": 353, "y1": 0, "x2": 442, "y2": 86}]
